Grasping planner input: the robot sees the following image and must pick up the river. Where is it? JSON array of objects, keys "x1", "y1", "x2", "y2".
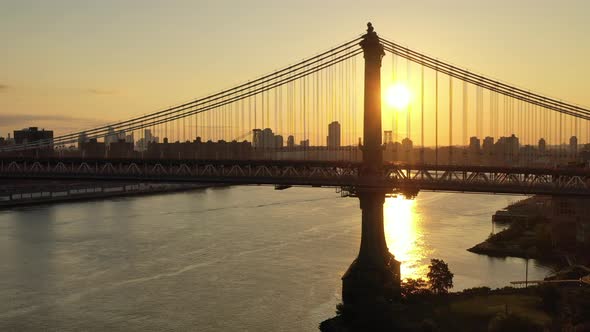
[{"x1": 0, "y1": 186, "x2": 551, "y2": 331}]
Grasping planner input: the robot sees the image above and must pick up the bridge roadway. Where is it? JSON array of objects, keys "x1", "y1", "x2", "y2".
[{"x1": 1, "y1": 158, "x2": 590, "y2": 196}]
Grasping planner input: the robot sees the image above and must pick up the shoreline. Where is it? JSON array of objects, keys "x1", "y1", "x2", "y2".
[
  {"x1": 466, "y1": 195, "x2": 588, "y2": 267},
  {"x1": 0, "y1": 183, "x2": 227, "y2": 210},
  {"x1": 467, "y1": 196, "x2": 546, "y2": 259}
]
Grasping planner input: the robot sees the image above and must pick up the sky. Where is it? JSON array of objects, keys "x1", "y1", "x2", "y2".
[{"x1": 1, "y1": 0, "x2": 589, "y2": 139}]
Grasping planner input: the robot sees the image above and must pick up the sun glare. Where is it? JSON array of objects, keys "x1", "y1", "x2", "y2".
[
  {"x1": 385, "y1": 83, "x2": 411, "y2": 109},
  {"x1": 384, "y1": 195, "x2": 427, "y2": 280}
]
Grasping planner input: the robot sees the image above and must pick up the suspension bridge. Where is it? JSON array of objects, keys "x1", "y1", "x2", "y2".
[{"x1": 2, "y1": 23, "x2": 590, "y2": 304}]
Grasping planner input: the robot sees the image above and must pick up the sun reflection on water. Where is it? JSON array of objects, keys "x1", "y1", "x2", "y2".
[{"x1": 384, "y1": 195, "x2": 428, "y2": 280}]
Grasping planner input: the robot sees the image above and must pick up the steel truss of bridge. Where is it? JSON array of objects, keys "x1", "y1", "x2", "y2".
[{"x1": 2, "y1": 158, "x2": 590, "y2": 196}]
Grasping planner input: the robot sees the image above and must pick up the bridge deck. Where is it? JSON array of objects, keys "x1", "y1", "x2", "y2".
[{"x1": 2, "y1": 158, "x2": 590, "y2": 196}]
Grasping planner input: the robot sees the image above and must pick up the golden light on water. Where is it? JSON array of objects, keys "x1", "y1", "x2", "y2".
[{"x1": 384, "y1": 195, "x2": 428, "y2": 280}]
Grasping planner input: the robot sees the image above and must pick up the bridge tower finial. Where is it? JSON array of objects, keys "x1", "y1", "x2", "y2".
[{"x1": 359, "y1": 22, "x2": 385, "y2": 172}]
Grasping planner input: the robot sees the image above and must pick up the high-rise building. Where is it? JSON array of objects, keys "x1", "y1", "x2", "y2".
[
  {"x1": 145, "y1": 129, "x2": 153, "y2": 142},
  {"x1": 401, "y1": 137, "x2": 413, "y2": 151},
  {"x1": 538, "y1": 138, "x2": 546, "y2": 154},
  {"x1": 78, "y1": 132, "x2": 89, "y2": 147},
  {"x1": 136, "y1": 129, "x2": 160, "y2": 152},
  {"x1": 105, "y1": 127, "x2": 117, "y2": 145},
  {"x1": 383, "y1": 130, "x2": 393, "y2": 144},
  {"x1": 482, "y1": 136, "x2": 494, "y2": 154},
  {"x1": 274, "y1": 135, "x2": 283, "y2": 149},
  {"x1": 570, "y1": 136, "x2": 578, "y2": 155},
  {"x1": 125, "y1": 133, "x2": 134, "y2": 144},
  {"x1": 287, "y1": 135, "x2": 295, "y2": 148},
  {"x1": 252, "y1": 129, "x2": 262, "y2": 148},
  {"x1": 253, "y1": 128, "x2": 280, "y2": 149},
  {"x1": 469, "y1": 136, "x2": 481, "y2": 154},
  {"x1": 261, "y1": 128, "x2": 274, "y2": 148},
  {"x1": 14, "y1": 127, "x2": 53, "y2": 145},
  {"x1": 80, "y1": 138, "x2": 106, "y2": 158},
  {"x1": 495, "y1": 134, "x2": 519, "y2": 158},
  {"x1": 327, "y1": 121, "x2": 341, "y2": 149}
]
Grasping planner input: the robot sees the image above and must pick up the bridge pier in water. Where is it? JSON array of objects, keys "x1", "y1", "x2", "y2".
[
  {"x1": 342, "y1": 189, "x2": 401, "y2": 304},
  {"x1": 341, "y1": 23, "x2": 401, "y2": 305}
]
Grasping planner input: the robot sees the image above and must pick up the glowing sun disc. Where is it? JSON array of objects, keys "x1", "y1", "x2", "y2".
[{"x1": 386, "y1": 83, "x2": 411, "y2": 109}]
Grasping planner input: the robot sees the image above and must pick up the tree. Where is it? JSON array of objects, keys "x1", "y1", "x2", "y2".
[
  {"x1": 401, "y1": 278, "x2": 430, "y2": 299},
  {"x1": 427, "y1": 258, "x2": 454, "y2": 294}
]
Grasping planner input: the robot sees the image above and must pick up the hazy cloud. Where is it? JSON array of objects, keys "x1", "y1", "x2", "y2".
[
  {"x1": 85, "y1": 88, "x2": 118, "y2": 95},
  {"x1": 0, "y1": 84, "x2": 10, "y2": 92},
  {"x1": 0, "y1": 113, "x2": 102, "y2": 128}
]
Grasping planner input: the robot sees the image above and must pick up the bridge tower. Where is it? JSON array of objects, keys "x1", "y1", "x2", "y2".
[{"x1": 342, "y1": 23, "x2": 401, "y2": 305}]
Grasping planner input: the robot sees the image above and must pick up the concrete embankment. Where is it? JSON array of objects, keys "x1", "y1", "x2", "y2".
[{"x1": 0, "y1": 181, "x2": 223, "y2": 209}]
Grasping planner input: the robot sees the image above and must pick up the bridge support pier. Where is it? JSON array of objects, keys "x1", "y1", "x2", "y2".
[
  {"x1": 341, "y1": 23, "x2": 400, "y2": 306},
  {"x1": 342, "y1": 190, "x2": 400, "y2": 305}
]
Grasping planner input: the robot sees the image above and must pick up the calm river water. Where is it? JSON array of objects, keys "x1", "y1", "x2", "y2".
[{"x1": 0, "y1": 186, "x2": 551, "y2": 331}]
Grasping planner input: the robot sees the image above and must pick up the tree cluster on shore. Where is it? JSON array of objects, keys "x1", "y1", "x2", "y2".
[{"x1": 320, "y1": 258, "x2": 590, "y2": 332}]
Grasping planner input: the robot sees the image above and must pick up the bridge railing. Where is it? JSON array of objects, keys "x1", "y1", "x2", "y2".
[{"x1": 2, "y1": 157, "x2": 590, "y2": 196}]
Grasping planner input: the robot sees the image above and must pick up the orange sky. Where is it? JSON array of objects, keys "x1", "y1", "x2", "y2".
[{"x1": 1, "y1": 0, "x2": 589, "y2": 142}]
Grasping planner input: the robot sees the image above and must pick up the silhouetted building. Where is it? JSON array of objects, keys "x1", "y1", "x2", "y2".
[
  {"x1": 80, "y1": 138, "x2": 106, "y2": 158},
  {"x1": 520, "y1": 145, "x2": 535, "y2": 160},
  {"x1": 144, "y1": 129, "x2": 153, "y2": 141},
  {"x1": 78, "y1": 132, "x2": 89, "y2": 147},
  {"x1": 14, "y1": 127, "x2": 53, "y2": 145},
  {"x1": 287, "y1": 135, "x2": 295, "y2": 148},
  {"x1": 495, "y1": 134, "x2": 519, "y2": 159},
  {"x1": 300, "y1": 139, "x2": 310, "y2": 148},
  {"x1": 274, "y1": 135, "x2": 283, "y2": 149},
  {"x1": 401, "y1": 137, "x2": 413, "y2": 151},
  {"x1": 538, "y1": 138, "x2": 547, "y2": 154},
  {"x1": 327, "y1": 121, "x2": 341, "y2": 149},
  {"x1": 105, "y1": 127, "x2": 118, "y2": 146},
  {"x1": 469, "y1": 136, "x2": 480, "y2": 154},
  {"x1": 482, "y1": 136, "x2": 494, "y2": 155},
  {"x1": 383, "y1": 130, "x2": 393, "y2": 144},
  {"x1": 109, "y1": 139, "x2": 134, "y2": 158},
  {"x1": 1, "y1": 133, "x2": 14, "y2": 146},
  {"x1": 570, "y1": 136, "x2": 578, "y2": 156},
  {"x1": 252, "y1": 129, "x2": 262, "y2": 148},
  {"x1": 146, "y1": 138, "x2": 251, "y2": 159},
  {"x1": 253, "y1": 128, "x2": 282, "y2": 149},
  {"x1": 136, "y1": 129, "x2": 159, "y2": 151}
]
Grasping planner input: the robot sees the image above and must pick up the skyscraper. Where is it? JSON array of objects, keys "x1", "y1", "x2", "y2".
[
  {"x1": 78, "y1": 132, "x2": 89, "y2": 147},
  {"x1": 538, "y1": 138, "x2": 546, "y2": 154},
  {"x1": 383, "y1": 130, "x2": 393, "y2": 144},
  {"x1": 274, "y1": 135, "x2": 283, "y2": 149},
  {"x1": 252, "y1": 129, "x2": 262, "y2": 148},
  {"x1": 482, "y1": 137, "x2": 494, "y2": 154},
  {"x1": 105, "y1": 127, "x2": 117, "y2": 145},
  {"x1": 252, "y1": 128, "x2": 279, "y2": 149},
  {"x1": 287, "y1": 135, "x2": 295, "y2": 148},
  {"x1": 469, "y1": 136, "x2": 481, "y2": 154},
  {"x1": 14, "y1": 127, "x2": 53, "y2": 145},
  {"x1": 327, "y1": 121, "x2": 341, "y2": 149},
  {"x1": 570, "y1": 136, "x2": 578, "y2": 155}
]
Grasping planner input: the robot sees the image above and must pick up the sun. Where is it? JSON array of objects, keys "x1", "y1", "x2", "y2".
[{"x1": 385, "y1": 83, "x2": 411, "y2": 109}]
